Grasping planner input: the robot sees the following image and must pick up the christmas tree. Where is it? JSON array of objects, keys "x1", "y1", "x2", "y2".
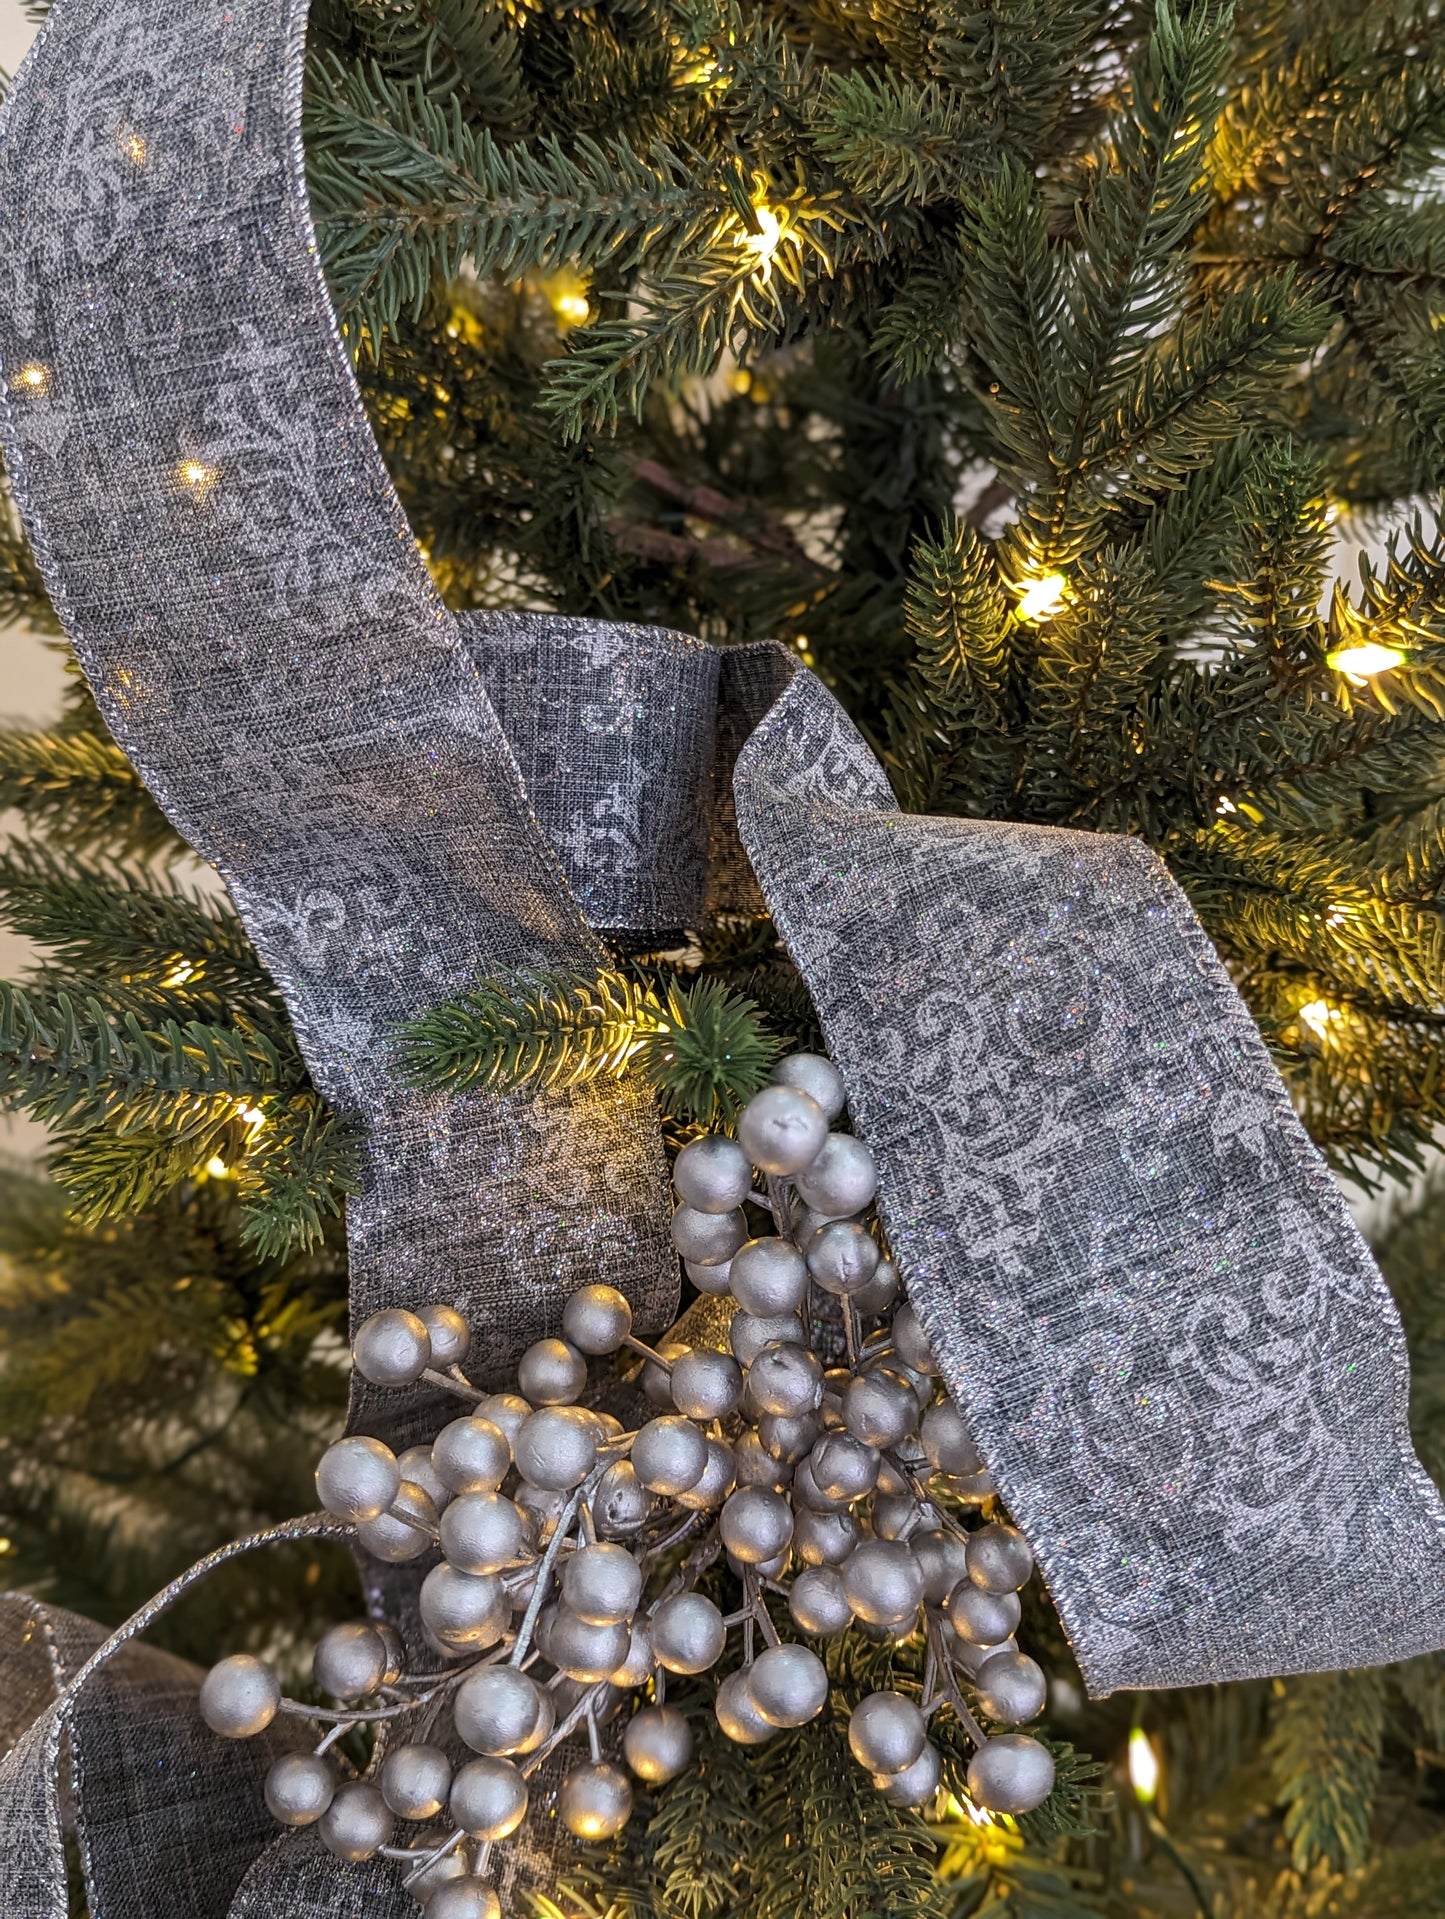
[{"x1": 5, "y1": 0, "x2": 1445, "y2": 1910}]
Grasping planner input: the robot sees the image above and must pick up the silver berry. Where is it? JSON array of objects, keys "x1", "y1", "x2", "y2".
[
  {"x1": 966, "y1": 1735, "x2": 1055, "y2": 1814},
  {"x1": 920, "y1": 1401, "x2": 981, "y2": 1476},
  {"x1": 651, "y1": 1592, "x2": 727, "y2": 1673},
  {"x1": 200, "y1": 1654, "x2": 279, "y2": 1738},
  {"x1": 792, "y1": 1132, "x2": 877, "y2": 1219},
  {"x1": 911, "y1": 1528, "x2": 971, "y2": 1605},
  {"x1": 967, "y1": 1522, "x2": 1034, "y2": 1593},
  {"x1": 265, "y1": 1752, "x2": 334, "y2": 1826},
  {"x1": 397, "y1": 1443, "x2": 451, "y2": 1512},
  {"x1": 848, "y1": 1690, "x2": 926, "y2": 1774},
  {"x1": 720, "y1": 1485, "x2": 794, "y2": 1564},
  {"x1": 455, "y1": 1667, "x2": 552, "y2": 1756},
  {"x1": 318, "y1": 1780, "x2": 393, "y2": 1862},
  {"x1": 685, "y1": 1256, "x2": 734, "y2": 1295},
  {"x1": 748, "y1": 1341, "x2": 824, "y2": 1417},
  {"x1": 771, "y1": 1053, "x2": 846, "y2": 1122},
  {"x1": 591, "y1": 1460, "x2": 653, "y2": 1538},
  {"x1": 728, "y1": 1237, "x2": 808, "y2": 1317},
  {"x1": 747, "y1": 1644, "x2": 829, "y2": 1727},
  {"x1": 352, "y1": 1308, "x2": 431, "y2": 1387},
  {"x1": 792, "y1": 1506, "x2": 861, "y2": 1567},
  {"x1": 808, "y1": 1432, "x2": 879, "y2": 1501},
  {"x1": 670, "y1": 1203, "x2": 748, "y2": 1266},
  {"x1": 676, "y1": 1437, "x2": 737, "y2": 1511},
  {"x1": 788, "y1": 1564, "x2": 854, "y2": 1635},
  {"x1": 432, "y1": 1415, "x2": 512, "y2": 1495},
  {"x1": 429, "y1": 1883, "x2": 502, "y2": 1919},
  {"x1": 734, "y1": 1427, "x2": 792, "y2": 1489},
  {"x1": 623, "y1": 1704, "x2": 694, "y2": 1783},
  {"x1": 473, "y1": 1392, "x2": 531, "y2": 1446},
  {"x1": 806, "y1": 1220, "x2": 880, "y2": 1296},
  {"x1": 730, "y1": 1310, "x2": 806, "y2": 1367},
  {"x1": 418, "y1": 1303, "x2": 471, "y2": 1368},
  {"x1": 849, "y1": 1259, "x2": 901, "y2": 1316},
  {"x1": 419, "y1": 1565, "x2": 508, "y2": 1649},
  {"x1": 380, "y1": 1742, "x2": 452, "y2": 1821},
  {"x1": 441, "y1": 1491, "x2": 526, "y2": 1574},
  {"x1": 518, "y1": 1336, "x2": 587, "y2": 1406},
  {"x1": 842, "y1": 1538, "x2": 925, "y2": 1629},
  {"x1": 673, "y1": 1134, "x2": 754, "y2": 1213},
  {"x1": 670, "y1": 1348, "x2": 744, "y2": 1421},
  {"x1": 559, "y1": 1760, "x2": 633, "y2": 1839},
  {"x1": 548, "y1": 1607, "x2": 632, "y2": 1682},
  {"x1": 313, "y1": 1621, "x2": 388, "y2": 1700},
  {"x1": 561, "y1": 1282, "x2": 633, "y2": 1354},
  {"x1": 757, "y1": 1410, "x2": 820, "y2": 1466},
  {"x1": 631, "y1": 1415, "x2": 708, "y2": 1495},
  {"x1": 737, "y1": 1083, "x2": 829, "y2": 1175},
  {"x1": 314, "y1": 1435, "x2": 400, "y2": 1524},
  {"x1": 945, "y1": 1581, "x2": 1020, "y2": 1646},
  {"x1": 877, "y1": 1740, "x2": 941, "y2": 1807},
  {"x1": 611, "y1": 1618, "x2": 656, "y2": 1688},
  {"x1": 714, "y1": 1667, "x2": 778, "y2": 1744},
  {"x1": 513, "y1": 1406, "x2": 598, "y2": 1490},
  {"x1": 355, "y1": 1479, "x2": 437, "y2": 1564},
  {"x1": 561, "y1": 1542, "x2": 643, "y2": 1624},
  {"x1": 891, "y1": 1303, "x2": 937, "y2": 1374},
  {"x1": 450, "y1": 1757, "x2": 529, "y2": 1840},
  {"x1": 974, "y1": 1650, "x2": 1048, "y2": 1724},
  {"x1": 842, "y1": 1371, "x2": 919, "y2": 1448}
]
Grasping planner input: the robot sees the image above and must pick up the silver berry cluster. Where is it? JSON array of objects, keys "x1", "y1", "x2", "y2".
[{"x1": 198, "y1": 1055, "x2": 1053, "y2": 1918}]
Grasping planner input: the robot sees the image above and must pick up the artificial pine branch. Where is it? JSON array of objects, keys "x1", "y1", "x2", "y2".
[{"x1": 399, "y1": 969, "x2": 778, "y2": 1124}]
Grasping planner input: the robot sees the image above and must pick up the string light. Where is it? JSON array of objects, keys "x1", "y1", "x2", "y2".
[
  {"x1": 238, "y1": 1104, "x2": 266, "y2": 1133},
  {"x1": 540, "y1": 268, "x2": 591, "y2": 328},
  {"x1": 162, "y1": 959, "x2": 196, "y2": 988},
  {"x1": 1128, "y1": 1727, "x2": 1160, "y2": 1804},
  {"x1": 205, "y1": 1155, "x2": 231, "y2": 1179},
  {"x1": 13, "y1": 362, "x2": 49, "y2": 396},
  {"x1": 1298, "y1": 998, "x2": 1342, "y2": 1040},
  {"x1": 739, "y1": 201, "x2": 782, "y2": 272},
  {"x1": 1014, "y1": 572, "x2": 1069, "y2": 623},
  {"x1": 175, "y1": 457, "x2": 219, "y2": 498},
  {"x1": 118, "y1": 127, "x2": 148, "y2": 166},
  {"x1": 1326, "y1": 641, "x2": 1407, "y2": 680}
]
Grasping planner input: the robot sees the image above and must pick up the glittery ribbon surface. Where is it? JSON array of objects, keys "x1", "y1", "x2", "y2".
[{"x1": 1, "y1": 0, "x2": 1444, "y2": 1911}]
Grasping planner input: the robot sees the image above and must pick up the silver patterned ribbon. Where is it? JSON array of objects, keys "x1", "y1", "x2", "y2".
[{"x1": 2, "y1": 0, "x2": 1445, "y2": 1910}]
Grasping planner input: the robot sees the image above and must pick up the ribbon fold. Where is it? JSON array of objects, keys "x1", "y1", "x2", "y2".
[{"x1": 0, "y1": 0, "x2": 1443, "y2": 1911}]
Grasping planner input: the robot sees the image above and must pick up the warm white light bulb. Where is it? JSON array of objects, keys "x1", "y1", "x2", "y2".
[
  {"x1": 1128, "y1": 1727, "x2": 1160, "y2": 1804},
  {"x1": 1298, "y1": 998, "x2": 1338, "y2": 1039},
  {"x1": 1016, "y1": 573, "x2": 1068, "y2": 623},
  {"x1": 741, "y1": 204, "x2": 781, "y2": 269},
  {"x1": 1326, "y1": 641, "x2": 1406, "y2": 679}
]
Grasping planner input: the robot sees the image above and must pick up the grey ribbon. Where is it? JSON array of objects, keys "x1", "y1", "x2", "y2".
[{"x1": 1, "y1": 0, "x2": 1444, "y2": 1911}]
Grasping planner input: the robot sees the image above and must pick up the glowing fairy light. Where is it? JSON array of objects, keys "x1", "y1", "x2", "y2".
[
  {"x1": 1014, "y1": 572, "x2": 1068, "y2": 623},
  {"x1": 175, "y1": 458, "x2": 219, "y2": 498},
  {"x1": 14, "y1": 363, "x2": 50, "y2": 396},
  {"x1": 1128, "y1": 1728, "x2": 1160, "y2": 1804},
  {"x1": 205, "y1": 1156, "x2": 231, "y2": 1179},
  {"x1": 118, "y1": 127, "x2": 148, "y2": 166},
  {"x1": 1216, "y1": 795, "x2": 1236, "y2": 815},
  {"x1": 740, "y1": 202, "x2": 782, "y2": 272},
  {"x1": 238, "y1": 1104, "x2": 266, "y2": 1133},
  {"x1": 540, "y1": 269, "x2": 591, "y2": 329},
  {"x1": 1326, "y1": 641, "x2": 1407, "y2": 680},
  {"x1": 1298, "y1": 998, "x2": 1341, "y2": 1040},
  {"x1": 162, "y1": 959, "x2": 196, "y2": 988}
]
